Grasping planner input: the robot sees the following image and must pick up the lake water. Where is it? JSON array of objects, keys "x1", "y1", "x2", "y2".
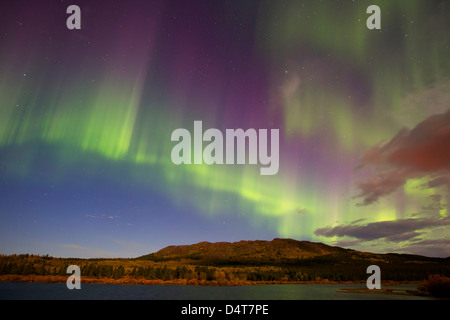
[{"x1": 0, "y1": 282, "x2": 436, "y2": 300}]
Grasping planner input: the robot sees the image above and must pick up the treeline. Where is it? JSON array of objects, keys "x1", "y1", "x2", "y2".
[
  {"x1": 1, "y1": 254, "x2": 450, "y2": 283},
  {"x1": 0, "y1": 255, "x2": 128, "y2": 279}
]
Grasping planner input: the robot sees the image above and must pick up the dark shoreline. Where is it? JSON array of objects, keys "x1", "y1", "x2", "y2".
[{"x1": 0, "y1": 274, "x2": 421, "y2": 286}]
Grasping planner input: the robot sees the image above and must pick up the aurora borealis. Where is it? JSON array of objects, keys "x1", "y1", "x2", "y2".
[{"x1": 0, "y1": 0, "x2": 449, "y2": 258}]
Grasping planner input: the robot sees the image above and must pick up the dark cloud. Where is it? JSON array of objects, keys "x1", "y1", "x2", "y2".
[
  {"x1": 428, "y1": 176, "x2": 450, "y2": 188},
  {"x1": 355, "y1": 109, "x2": 450, "y2": 205},
  {"x1": 349, "y1": 218, "x2": 366, "y2": 225},
  {"x1": 315, "y1": 217, "x2": 450, "y2": 242},
  {"x1": 410, "y1": 238, "x2": 450, "y2": 246},
  {"x1": 399, "y1": 239, "x2": 450, "y2": 258},
  {"x1": 332, "y1": 236, "x2": 450, "y2": 258},
  {"x1": 385, "y1": 232, "x2": 421, "y2": 242}
]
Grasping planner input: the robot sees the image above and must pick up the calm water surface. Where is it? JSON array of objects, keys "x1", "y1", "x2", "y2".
[{"x1": 0, "y1": 282, "x2": 436, "y2": 300}]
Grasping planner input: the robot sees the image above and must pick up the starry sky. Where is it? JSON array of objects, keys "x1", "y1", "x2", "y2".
[{"x1": 0, "y1": 0, "x2": 449, "y2": 258}]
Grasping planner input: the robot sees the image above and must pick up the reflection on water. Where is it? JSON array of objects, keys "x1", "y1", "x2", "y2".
[{"x1": 0, "y1": 282, "x2": 436, "y2": 300}]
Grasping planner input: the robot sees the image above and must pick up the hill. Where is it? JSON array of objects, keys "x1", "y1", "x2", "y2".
[
  {"x1": 137, "y1": 238, "x2": 447, "y2": 266},
  {"x1": 138, "y1": 238, "x2": 348, "y2": 262}
]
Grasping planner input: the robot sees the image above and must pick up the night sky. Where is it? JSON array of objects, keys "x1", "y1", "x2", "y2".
[{"x1": 0, "y1": 0, "x2": 449, "y2": 258}]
